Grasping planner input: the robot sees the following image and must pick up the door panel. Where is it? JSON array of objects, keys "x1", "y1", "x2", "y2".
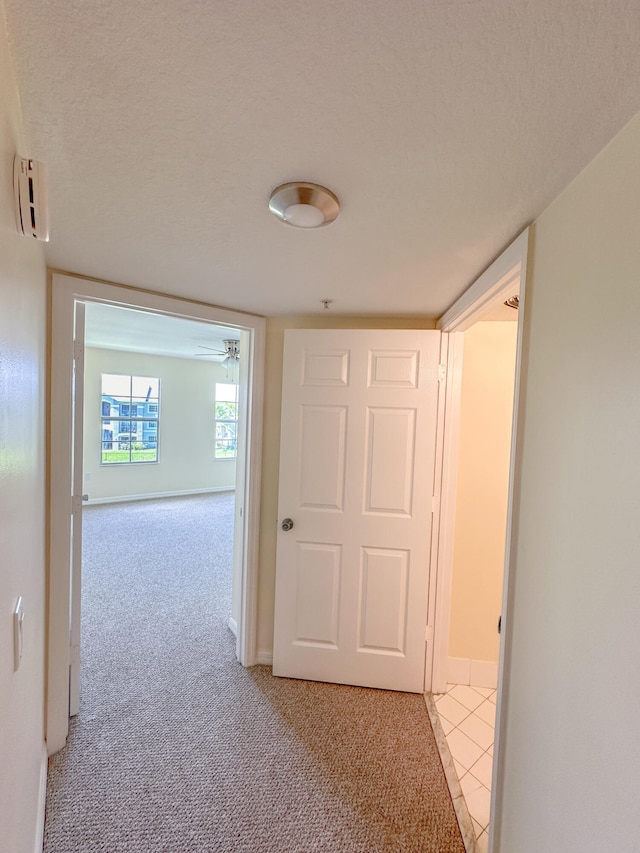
[
  {"x1": 299, "y1": 405, "x2": 347, "y2": 510},
  {"x1": 358, "y1": 547, "x2": 409, "y2": 653},
  {"x1": 365, "y1": 407, "x2": 416, "y2": 514},
  {"x1": 294, "y1": 542, "x2": 341, "y2": 647},
  {"x1": 273, "y1": 329, "x2": 440, "y2": 693}
]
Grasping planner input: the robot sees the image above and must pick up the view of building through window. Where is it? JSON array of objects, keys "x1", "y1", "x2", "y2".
[
  {"x1": 215, "y1": 382, "x2": 238, "y2": 458},
  {"x1": 101, "y1": 374, "x2": 160, "y2": 463}
]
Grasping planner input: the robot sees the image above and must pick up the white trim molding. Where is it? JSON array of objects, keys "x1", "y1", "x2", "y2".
[
  {"x1": 227, "y1": 616, "x2": 238, "y2": 637},
  {"x1": 256, "y1": 650, "x2": 273, "y2": 666},
  {"x1": 430, "y1": 227, "x2": 530, "y2": 853},
  {"x1": 446, "y1": 657, "x2": 499, "y2": 690},
  {"x1": 438, "y1": 228, "x2": 529, "y2": 333},
  {"x1": 429, "y1": 331, "x2": 465, "y2": 694},
  {"x1": 87, "y1": 487, "x2": 235, "y2": 506}
]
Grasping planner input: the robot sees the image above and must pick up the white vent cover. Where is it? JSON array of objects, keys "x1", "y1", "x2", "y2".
[{"x1": 14, "y1": 156, "x2": 50, "y2": 242}]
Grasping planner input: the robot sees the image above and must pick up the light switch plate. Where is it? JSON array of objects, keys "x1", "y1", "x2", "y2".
[{"x1": 13, "y1": 596, "x2": 24, "y2": 672}]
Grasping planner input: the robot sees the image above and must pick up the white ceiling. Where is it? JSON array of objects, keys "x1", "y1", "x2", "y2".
[
  {"x1": 6, "y1": 1, "x2": 640, "y2": 318},
  {"x1": 84, "y1": 302, "x2": 239, "y2": 360}
]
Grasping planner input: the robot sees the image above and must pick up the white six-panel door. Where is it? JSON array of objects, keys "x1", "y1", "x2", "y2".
[{"x1": 273, "y1": 329, "x2": 441, "y2": 693}]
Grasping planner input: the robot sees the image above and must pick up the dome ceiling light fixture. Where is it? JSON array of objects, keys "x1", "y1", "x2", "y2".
[{"x1": 269, "y1": 182, "x2": 340, "y2": 228}]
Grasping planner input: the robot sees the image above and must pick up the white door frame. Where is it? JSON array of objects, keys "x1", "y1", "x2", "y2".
[
  {"x1": 47, "y1": 272, "x2": 265, "y2": 755},
  {"x1": 429, "y1": 228, "x2": 530, "y2": 853},
  {"x1": 429, "y1": 227, "x2": 529, "y2": 694}
]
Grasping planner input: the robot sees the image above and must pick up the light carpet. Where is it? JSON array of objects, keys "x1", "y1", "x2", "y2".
[{"x1": 44, "y1": 493, "x2": 464, "y2": 852}]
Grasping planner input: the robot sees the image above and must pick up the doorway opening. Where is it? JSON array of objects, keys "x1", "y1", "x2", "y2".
[
  {"x1": 426, "y1": 228, "x2": 529, "y2": 852},
  {"x1": 71, "y1": 303, "x2": 243, "y2": 717},
  {"x1": 48, "y1": 273, "x2": 265, "y2": 755}
]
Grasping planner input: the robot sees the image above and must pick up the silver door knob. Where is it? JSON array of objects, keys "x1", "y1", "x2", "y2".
[{"x1": 281, "y1": 518, "x2": 294, "y2": 532}]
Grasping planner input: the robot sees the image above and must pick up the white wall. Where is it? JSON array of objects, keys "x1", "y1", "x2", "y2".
[
  {"x1": 0, "y1": 9, "x2": 47, "y2": 852},
  {"x1": 495, "y1": 111, "x2": 640, "y2": 850},
  {"x1": 449, "y1": 321, "x2": 517, "y2": 665},
  {"x1": 83, "y1": 348, "x2": 236, "y2": 501}
]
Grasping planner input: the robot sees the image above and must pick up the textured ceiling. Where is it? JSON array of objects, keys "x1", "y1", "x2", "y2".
[{"x1": 5, "y1": 1, "x2": 640, "y2": 317}]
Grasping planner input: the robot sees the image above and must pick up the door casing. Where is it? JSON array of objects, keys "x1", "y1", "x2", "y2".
[
  {"x1": 431, "y1": 227, "x2": 530, "y2": 853},
  {"x1": 47, "y1": 272, "x2": 265, "y2": 755}
]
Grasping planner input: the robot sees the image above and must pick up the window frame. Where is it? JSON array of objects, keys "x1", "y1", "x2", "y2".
[
  {"x1": 100, "y1": 373, "x2": 161, "y2": 465},
  {"x1": 215, "y1": 381, "x2": 239, "y2": 459}
]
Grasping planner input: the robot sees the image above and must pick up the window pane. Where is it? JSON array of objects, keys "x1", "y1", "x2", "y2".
[
  {"x1": 102, "y1": 373, "x2": 132, "y2": 397},
  {"x1": 132, "y1": 443, "x2": 157, "y2": 462},
  {"x1": 131, "y1": 375, "x2": 160, "y2": 399},
  {"x1": 215, "y1": 401, "x2": 237, "y2": 420},
  {"x1": 216, "y1": 422, "x2": 237, "y2": 441},
  {"x1": 215, "y1": 383, "x2": 238, "y2": 403}
]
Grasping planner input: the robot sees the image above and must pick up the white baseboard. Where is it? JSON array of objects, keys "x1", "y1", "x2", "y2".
[
  {"x1": 447, "y1": 656, "x2": 498, "y2": 689},
  {"x1": 447, "y1": 657, "x2": 470, "y2": 685},
  {"x1": 227, "y1": 616, "x2": 237, "y2": 637},
  {"x1": 256, "y1": 649, "x2": 273, "y2": 666},
  {"x1": 35, "y1": 741, "x2": 47, "y2": 853},
  {"x1": 470, "y1": 658, "x2": 498, "y2": 688},
  {"x1": 87, "y1": 486, "x2": 235, "y2": 505}
]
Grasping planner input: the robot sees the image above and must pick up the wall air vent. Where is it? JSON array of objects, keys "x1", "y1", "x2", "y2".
[{"x1": 14, "y1": 155, "x2": 50, "y2": 242}]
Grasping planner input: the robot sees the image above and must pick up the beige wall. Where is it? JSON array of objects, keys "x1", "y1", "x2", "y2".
[
  {"x1": 0, "y1": 13, "x2": 47, "y2": 853},
  {"x1": 83, "y1": 348, "x2": 236, "y2": 501},
  {"x1": 496, "y1": 111, "x2": 640, "y2": 850},
  {"x1": 256, "y1": 314, "x2": 437, "y2": 655},
  {"x1": 449, "y1": 321, "x2": 517, "y2": 663}
]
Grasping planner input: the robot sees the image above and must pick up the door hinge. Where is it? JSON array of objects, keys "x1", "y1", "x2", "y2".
[
  {"x1": 425, "y1": 625, "x2": 433, "y2": 643},
  {"x1": 71, "y1": 494, "x2": 88, "y2": 512},
  {"x1": 73, "y1": 339, "x2": 84, "y2": 360},
  {"x1": 438, "y1": 363, "x2": 447, "y2": 382},
  {"x1": 69, "y1": 644, "x2": 80, "y2": 667},
  {"x1": 431, "y1": 494, "x2": 440, "y2": 513}
]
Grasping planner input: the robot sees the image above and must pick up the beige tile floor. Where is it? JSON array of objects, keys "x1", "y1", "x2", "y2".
[{"x1": 433, "y1": 684, "x2": 496, "y2": 852}]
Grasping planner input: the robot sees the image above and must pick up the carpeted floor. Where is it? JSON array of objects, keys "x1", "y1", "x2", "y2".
[{"x1": 44, "y1": 493, "x2": 465, "y2": 853}]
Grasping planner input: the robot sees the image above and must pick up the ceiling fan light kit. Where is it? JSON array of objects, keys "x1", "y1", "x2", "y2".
[
  {"x1": 221, "y1": 339, "x2": 240, "y2": 367},
  {"x1": 269, "y1": 182, "x2": 339, "y2": 228},
  {"x1": 196, "y1": 338, "x2": 240, "y2": 361}
]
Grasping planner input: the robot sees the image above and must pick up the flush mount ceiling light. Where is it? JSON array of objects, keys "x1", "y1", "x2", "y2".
[{"x1": 269, "y1": 182, "x2": 340, "y2": 228}]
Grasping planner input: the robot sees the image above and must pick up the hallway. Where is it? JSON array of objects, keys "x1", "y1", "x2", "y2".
[{"x1": 44, "y1": 494, "x2": 464, "y2": 852}]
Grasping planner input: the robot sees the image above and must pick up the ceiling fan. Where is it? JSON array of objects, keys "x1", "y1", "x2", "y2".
[{"x1": 195, "y1": 338, "x2": 240, "y2": 368}]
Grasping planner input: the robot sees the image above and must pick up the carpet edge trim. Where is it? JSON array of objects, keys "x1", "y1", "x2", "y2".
[{"x1": 424, "y1": 693, "x2": 480, "y2": 853}]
